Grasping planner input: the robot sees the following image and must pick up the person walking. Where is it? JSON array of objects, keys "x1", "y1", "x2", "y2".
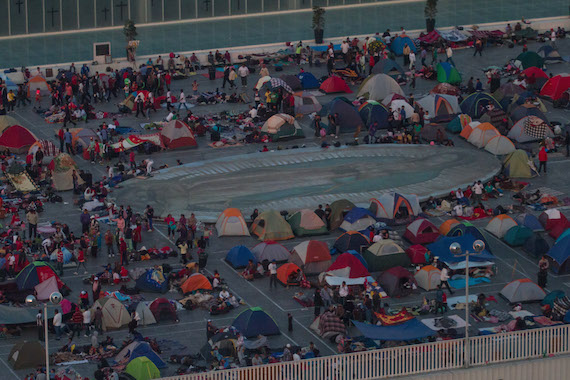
[
  {"x1": 36, "y1": 309, "x2": 44, "y2": 340},
  {"x1": 439, "y1": 264, "x2": 454, "y2": 294},
  {"x1": 538, "y1": 255, "x2": 549, "y2": 288},
  {"x1": 178, "y1": 89, "x2": 189, "y2": 111},
  {"x1": 408, "y1": 50, "x2": 416, "y2": 70},
  {"x1": 473, "y1": 38, "x2": 483, "y2": 56},
  {"x1": 445, "y1": 45, "x2": 455, "y2": 66},
  {"x1": 238, "y1": 64, "x2": 249, "y2": 88},
  {"x1": 228, "y1": 67, "x2": 237, "y2": 89},
  {"x1": 538, "y1": 143, "x2": 548, "y2": 173},
  {"x1": 74, "y1": 248, "x2": 87, "y2": 274},
  {"x1": 268, "y1": 260, "x2": 278, "y2": 288},
  {"x1": 26, "y1": 209, "x2": 38, "y2": 239}
]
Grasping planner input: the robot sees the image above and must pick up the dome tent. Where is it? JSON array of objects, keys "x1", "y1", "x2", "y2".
[
  {"x1": 125, "y1": 357, "x2": 160, "y2": 380},
  {"x1": 484, "y1": 135, "x2": 515, "y2": 155},
  {"x1": 135, "y1": 268, "x2": 169, "y2": 293},
  {"x1": 329, "y1": 199, "x2": 356, "y2": 230},
  {"x1": 251, "y1": 241, "x2": 290, "y2": 262},
  {"x1": 539, "y1": 209, "x2": 568, "y2": 231},
  {"x1": 414, "y1": 265, "x2": 441, "y2": 291},
  {"x1": 546, "y1": 236, "x2": 570, "y2": 274},
  {"x1": 48, "y1": 153, "x2": 84, "y2": 191},
  {"x1": 371, "y1": 58, "x2": 406, "y2": 78},
  {"x1": 357, "y1": 74, "x2": 404, "y2": 102},
  {"x1": 515, "y1": 213, "x2": 543, "y2": 232},
  {"x1": 369, "y1": 193, "x2": 421, "y2": 225},
  {"x1": 406, "y1": 244, "x2": 428, "y2": 264},
  {"x1": 0, "y1": 125, "x2": 38, "y2": 154},
  {"x1": 320, "y1": 76, "x2": 352, "y2": 94},
  {"x1": 510, "y1": 105, "x2": 548, "y2": 125},
  {"x1": 358, "y1": 100, "x2": 390, "y2": 129},
  {"x1": 339, "y1": 207, "x2": 377, "y2": 233},
  {"x1": 467, "y1": 123, "x2": 500, "y2": 148},
  {"x1": 115, "y1": 341, "x2": 166, "y2": 369},
  {"x1": 460, "y1": 92, "x2": 501, "y2": 119},
  {"x1": 261, "y1": 114, "x2": 304, "y2": 140},
  {"x1": 294, "y1": 94, "x2": 322, "y2": 114},
  {"x1": 91, "y1": 297, "x2": 131, "y2": 331},
  {"x1": 16, "y1": 261, "x2": 64, "y2": 291},
  {"x1": 508, "y1": 116, "x2": 554, "y2": 143},
  {"x1": 290, "y1": 240, "x2": 332, "y2": 275},
  {"x1": 326, "y1": 252, "x2": 370, "y2": 278},
  {"x1": 333, "y1": 231, "x2": 370, "y2": 253},
  {"x1": 503, "y1": 150, "x2": 538, "y2": 178},
  {"x1": 378, "y1": 266, "x2": 417, "y2": 298},
  {"x1": 279, "y1": 75, "x2": 302, "y2": 91},
  {"x1": 250, "y1": 211, "x2": 294, "y2": 241},
  {"x1": 215, "y1": 208, "x2": 250, "y2": 237},
  {"x1": 0, "y1": 115, "x2": 18, "y2": 133},
  {"x1": 297, "y1": 71, "x2": 320, "y2": 89},
  {"x1": 232, "y1": 307, "x2": 280, "y2": 338},
  {"x1": 181, "y1": 273, "x2": 212, "y2": 293},
  {"x1": 403, "y1": 218, "x2": 440, "y2": 245},
  {"x1": 160, "y1": 120, "x2": 197, "y2": 149},
  {"x1": 277, "y1": 263, "x2": 302, "y2": 285},
  {"x1": 439, "y1": 219, "x2": 460, "y2": 235},
  {"x1": 363, "y1": 239, "x2": 409, "y2": 272},
  {"x1": 225, "y1": 245, "x2": 257, "y2": 268},
  {"x1": 436, "y1": 62, "x2": 462, "y2": 85},
  {"x1": 515, "y1": 51, "x2": 544, "y2": 69},
  {"x1": 390, "y1": 35, "x2": 417, "y2": 55},
  {"x1": 417, "y1": 94, "x2": 460, "y2": 123},
  {"x1": 319, "y1": 98, "x2": 364, "y2": 134},
  {"x1": 8, "y1": 341, "x2": 45, "y2": 369},
  {"x1": 485, "y1": 215, "x2": 518, "y2": 238},
  {"x1": 149, "y1": 298, "x2": 178, "y2": 322},
  {"x1": 540, "y1": 74, "x2": 570, "y2": 101},
  {"x1": 500, "y1": 278, "x2": 546, "y2": 303},
  {"x1": 504, "y1": 225, "x2": 533, "y2": 246},
  {"x1": 523, "y1": 233, "x2": 550, "y2": 258},
  {"x1": 287, "y1": 209, "x2": 328, "y2": 237}
]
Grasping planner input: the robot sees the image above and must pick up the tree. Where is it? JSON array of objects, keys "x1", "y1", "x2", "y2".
[
  {"x1": 312, "y1": 6, "x2": 326, "y2": 44},
  {"x1": 424, "y1": 0, "x2": 438, "y2": 33}
]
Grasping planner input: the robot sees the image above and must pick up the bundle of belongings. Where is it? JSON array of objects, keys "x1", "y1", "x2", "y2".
[{"x1": 551, "y1": 296, "x2": 570, "y2": 321}]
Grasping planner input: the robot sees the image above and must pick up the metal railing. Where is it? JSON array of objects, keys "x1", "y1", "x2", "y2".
[{"x1": 161, "y1": 325, "x2": 570, "y2": 380}]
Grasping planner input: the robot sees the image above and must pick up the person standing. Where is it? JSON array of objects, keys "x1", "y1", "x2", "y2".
[
  {"x1": 408, "y1": 50, "x2": 416, "y2": 70},
  {"x1": 228, "y1": 67, "x2": 237, "y2": 89},
  {"x1": 314, "y1": 288, "x2": 323, "y2": 317},
  {"x1": 178, "y1": 89, "x2": 189, "y2": 111},
  {"x1": 105, "y1": 229, "x2": 115, "y2": 258},
  {"x1": 53, "y1": 309, "x2": 63, "y2": 340},
  {"x1": 420, "y1": 47, "x2": 427, "y2": 67},
  {"x1": 74, "y1": 248, "x2": 87, "y2": 275},
  {"x1": 472, "y1": 180, "x2": 484, "y2": 205},
  {"x1": 56, "y1": 247, "x2": 64, "y2": 276},
  {"x1": 238, "y1": 64, "x2": 249, "y2": 88},
  {"x1": 538, "y1": 255, "x2": 549, "y2": 288},
  {"x1": 268, "y1": 260, "x2": 278, "y2": 288},
  {"x1": 134, "y1": 92, "x2": 145, "y2": 118},
  {"x1": 446, "y1": 45, "x2": 455, "y2": 66},
  {"x1": 26, "y1": 209, "x2": 38, "y2": 239},
  {"x1": 92, "y1": 277, "x2": 101, "y2": 302},
  {"x1": 439, "y1": 264, "x2": 454, "y2": 294},
  {"x1": 120, "y1": 237, "x2": 128, "y2": 266},
  {"x1": 129, "y1": 150, "x2": 136, "y2": 170},
  {"x1": 64, "y1": 128, "x2": 73, "y2": 155},
  {"x1": 166, "y1": 89, "x2": 172, "y2": 112},
  {"x1": 538, "y1": 143, "x2": 548, "y2": 173},
  {"x1": 36, "y1": 309, "x2": 44, "y2": 340},
  {"x1": 93, "y1": 306, "x2": 103, "y2": 333},
  {"x1": 144, "y1": 205, "x2": 154, "y2": 231},
  {"x1": 403, "y1": 44, "x2": 411, "y2": 67},
  {"x1": 473, "y1": 38, "x2": 483, "y2": 56}
]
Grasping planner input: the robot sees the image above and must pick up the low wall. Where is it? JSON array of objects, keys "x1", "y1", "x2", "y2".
[{"x1": 3, "y1": 16, "x2": 568, "y2": 80}]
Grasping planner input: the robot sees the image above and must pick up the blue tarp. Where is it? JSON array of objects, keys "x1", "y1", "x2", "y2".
[
  {"x1": 428, "y1": 235, "x2": 495, "y2": 263},
  {"x1": 225, "y1": 245, "x2": 256, "y2": 268},
  {"x1": 449, "y1": 276, "x2": 491, "y2": 289},
  {"x1": 297, "y1": 72, "x2": 320, "y2": 89},
  {"x1": 353, "y1": 319, "x2": 434, "y2": 341}
]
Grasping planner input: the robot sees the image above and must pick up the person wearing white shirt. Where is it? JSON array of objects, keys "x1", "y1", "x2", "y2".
[
  {"x1": 248, "y1": 106, "x2": 258, "y2": 119},
  {"x1": 108, "y1": 166, "x2": 114, "y2": 178},
  {"x1": 238, "y1": 64, "x2": 249, "y2": 88},
  {"x1": 165, "y1": 111, "x2": 175, "y2": 122},
  {"x1": 83, "y1": 309, "x2": 92, "y2": 337},
  {"x1": 269, "y1": 261, "x2": 278, "y2": 288},
  {"x1": 293, "y1": 352, "x2": 301, "y2": 361},
  {"x1": 409, "y1": 51, "x2": 416, "y2": 70},
  {"x1": 339, "y1": 281, "x2": 349, "y2": 304},
  {"x1": 472, "y1": 180, "x2": 484, "y2": 204},
  {"x1": 453, "y1": 204, "x2": 463, "y2": 217},
  {"x1": 439, "y1": 266, "x2": 453, "y2": 294},
  {"x1": 372, "y1": 234, "x2": 382, "y2": 243},
  {"x1": 53, "y1": 309, "x2": 63, "y2": 340},
  {"x1": 178, "y1": 90, "x2": 189, "y2": 111},
  {"x1": 146, "y1": 159, "x2": 154, "y2": 176},
  {"x1": 219, "y1": 289, "x2": 230, "y2": 300}
]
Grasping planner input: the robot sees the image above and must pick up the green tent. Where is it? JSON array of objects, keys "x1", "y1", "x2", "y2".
[
  {"x1": 446, "y1": 114, "x2": 472, "y2": 133},
  {"x1": 8, "y1": 341, "x2": 45, "y2": 369},
  {"x1": 504, "y1": 225, "x2": 533, "y2": 247},
  {"x1": 330, "y1": 199, "x2": 356, "y2": 230},
  {"x1": 516, "y1": 52, "x2": 544, "y2": 69},
  {"x1": 362, "y1": 240, "x2": 410, "y2": 272},
  {"x1": 250, "y1": 210, "x2": 295, "y2": 241},
  {"x1": 503, "y1": 150, "x2": 538, "y2": 178},
  {"x1": 287, "y1": 209, "x2": 328, "y2": 237},
  {"x1": 260, "y1": 114, "x2": 305, "y2": 141},
  {"x1": 436, "y1": 62, "x2": 462, "y2": 85},
  {"x1": 125, "y1": 357, "x2": 160, "y2": 380}
]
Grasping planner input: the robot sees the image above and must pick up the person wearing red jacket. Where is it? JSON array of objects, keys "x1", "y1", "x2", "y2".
[
  {"x1": 70, "y1": 307, "x2": 84, "y2": 338},
  {"x1": 538, "y1": 144, "x2": 548, "y2": 174}
]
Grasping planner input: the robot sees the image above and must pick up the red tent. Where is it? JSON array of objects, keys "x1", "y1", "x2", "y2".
[
  {"x1": 522, "y1": 67, "x2": 548, "y2": 80},
  {"x1": 0, "y1": 125, "x2": 38, "y2": 153},
  {"x1": 405, "y1": 244, "x2": 427, "y2": 265},
  {"x1": 403, "y1": 218, "x2": 440, "y2": 245},
  {"x1": 320, "y1": 76, "x2": 352, "y2": 94},
  {"x1": 540, "y1": 75, "x2": 570, "y2": 101},
  {"x1": 160, "y1": 120, "x2": 197, "y2": 149},
  {"x1": 326, "y1": 252, "x2": 370, "y2": 278}
]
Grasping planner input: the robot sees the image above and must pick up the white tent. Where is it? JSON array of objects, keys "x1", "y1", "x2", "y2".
[
  {"x1": 356, "y1": 74, "x2": 404, "y2": 101},
  {"x1": 484, "y1": 135, "x2": 516, "y2": 155}
]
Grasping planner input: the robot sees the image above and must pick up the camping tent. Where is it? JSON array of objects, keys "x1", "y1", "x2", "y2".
[
  {"x1": 149, "y1": 298, "x2": 178, "y2": 322},
  {"x1": 133, "y1": 302, "x2": 157, "y2": 325},
  {"x1": 523, "y1": 233, "x2": 550, "y2": 258},
  {"x1": 225, "y1": 245, "x2": 257, "y2": 268},
  {"x1": 508, "y1": 116, "x2": 554, "y2": 143},
  {"x1": 339, "y1": 207, "x2": 377, "y2": 233},
  {"x1": 232, "y1": 307, "x2": 280, "y2": 338},
  {"x1": 428, "y1": 235, "x2": 495, "y2": 263},
  {"x1": 556, "y1": 229, "x2": 570, "y2": 244},
  {"x1": 290, "y1": 241, "x2": 332, "y2": 275},
  {"x1": 320, "y1": 98, "x2": 364, "y2": 133},
  {"x1": 287, "y1": 209, "x2": 328, "y2": 236},
  {"x1": 0, "y1": 115, "x2": 19, "y2": 133},
  {"x1": 0, "y1": 125, "x2": 38, "y2": 154},
  {"x1": 69, "y1": 128, "x2": 97, "y2": 150},
  {"x1": 181, "y1": 273, "x2": 212, "y2": 293},
  {"x1": 436, "y1": 62, "x2": 462, "y2": 84},
  {"x1": 415, "y1": 265, "x2": 442, "y2": 290},
  {"x1": 251, "y1": 241, "x2": 290, "y2": 262},
  {"x1": 363, "y1": 239, "x2": 409, "y2": 272},
  {"x1": 460, "y1": 92, "x2": 501, "y2": 119},
  {"x1": 48, "y1": 153, "x2": 83, "y2": 191},
  {"x1": 320, "y1": 76, "x2": 352, "y2": 93},
  {"x1": 261, "y1": 114, "x2": 304, "y2": 140},
  {"x1": 277, "y1": 263, "x2": 302, "y2": 285},
  {"x1": 539, "y1": 209, "x2": 568, "y2": 231},
  {"x1": 503, "y1": 150, "x2": 538, "y2": 178},
  {"x1": 125, "y1": 357, "x2": 160, "y2": 380},
  {"x1": 484, "y1": 135, "x2": 515, "y2": 155},
  {"x1": 403, "y1": 218, "x2": 440, "y2": 244},
  {"x1": 297, "y1": 72, "x2": 320, "y2": 89},
  {"x1": 459, "y1": 121, "x2": 479, "y2": 139},
  {"x1": 216, "y1": 208, "x2": 250, "y2": 237},
  {"x1": 326, "y1": 252, "x2": 370, "y2": 278},
  {"x1": 485, "y1": 215, "x2": 518, "y2": 238},
  {"x1": 417, "y1": 94, "x2": 460, "y2": 122},
  {"x1": 371, "y1": 59, "x2": 406, "y2": 78},
  {"x1": 34, "y1": 276, "x2": 59, "y2": 301},
  {"x1": 439, "y1": 219, "x2": 460, "y2": 235},
  {"x1": 540, "y1": 74, "x2": 570, "y2": 101},
  {"x1": 91, "y1": 297, "x2": 131, "y2": 331},
  {"x1": 250, "y1": 211, "x2": 294, "y2": 241},
  {"x1": 510, "y1": 104, "x2": 548, "y2": 125},
  {"x1": 515, "y1": 51, "x2": 544, "y2": 69},
  {"x1": 330, "y1": 199, "x2": 356, "y2": 230},
  {"x1": 358, "y1": 100, "x2": 390, "y2": 128},
  {"x1": 547, "y1": 236, "x2": 570, "y2": 274},
  {"x1": 333, "y1": 231, "x2": 370, "y2": 252},
  {"x1": 537, "y1": 45, "x2": 565, "y2": 63},
  {"x1": 504, "y1": 225, "x2": 533, "y2": 246},
  {"x1": 16, "y1": 261, "x2": 64, "y2": 291},
  {"x1": 294, "y1": 95, "x2": 322, "y2": 114},
  {"x1": 115, "y1": 341, "x2": 166, "y2": 368},
  {"x1": 378, "y1": 266, "x2": 417, "y2": 298},
  {"x1": 8, "y1": 341, "x2": 45, "y2": 369},
  {"x1": 515, "y1": 213, "x2": 543, "y2": 232},
  {"x1": 357, "y1": 74, "x2": 404, "y2": 101},
  {"x1": 135, "y1": 268, "x2": 169, "y2": 293},
  {"x1": 467, "y1": 123, "x2": 500, "y2": 148},
  {"x1": 390, "y1": 35, "x2": 417, "y2": 55},
  {"x1": 500, "y1": 278, "x2": 546, "y2": 302},
  {"x1": 27, "y1": 75, "x2": 49, "y2": 96},
  {"x1": 160, "y1": 120, "x2": 197, "y2": 149},
  {"x1": 279, "y1": 75, "x2": 302, "y2": 91},
  {"x1": 369, "y1": 193, "x2": 421, "y2": 224},
  {"x1": 406, "y1": 244, "x2": 428, "y2": 265}
]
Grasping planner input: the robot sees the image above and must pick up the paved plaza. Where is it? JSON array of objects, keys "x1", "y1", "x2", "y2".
[{"x1": 0, "y1": 35, "x2": 570, "y2": 379}]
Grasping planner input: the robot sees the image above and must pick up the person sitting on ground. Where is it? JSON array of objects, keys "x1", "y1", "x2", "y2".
[
  {"x1": 484, "y1": 181, "x2": 502, "y2": 198},
  {"x1": 242, "y1": 260, "x2": 256, "y2": 281}
]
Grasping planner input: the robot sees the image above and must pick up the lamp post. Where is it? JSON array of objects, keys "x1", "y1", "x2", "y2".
[
  {"x1": 449, "y1": 239, "x2": 485, "y2": 368},
  {"x1": 26, "y1": 292, "x2": 63, "y2": 378}
]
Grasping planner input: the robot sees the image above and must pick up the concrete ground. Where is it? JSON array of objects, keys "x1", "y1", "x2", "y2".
[{"x1": 1, "y1": 37, "x2": 570, "y2": 379}]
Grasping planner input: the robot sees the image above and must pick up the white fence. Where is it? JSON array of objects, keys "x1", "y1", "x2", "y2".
[{"x1": 161, "y1": 324, "x2": 570, "y2": 380}]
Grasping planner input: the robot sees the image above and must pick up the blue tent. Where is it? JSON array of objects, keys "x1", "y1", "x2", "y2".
[
  {"x1": 447, "y1": 223, "x2": 488, "y2": 247},
  {"x1": 428, "y1": 235, "x2": 495, "y2": 263},
  {"x1": 0, "y1": 76, "x2": 18, "y2": 92},
  {"x1": 515, "y1": 213, "x2": 544, "y2": 232},
  {"x1": 347, "y1": 250, "x2": 369, "y2": 269},
  {"x1": 546, "y1": 236, "x2": 570, "y2": 274},
  {"x1": 523, "y1": 233, "x2": 550, "y2": 258},
  {"x1": 319, "y1": 97, "x2": 364, "y2": 133},
  {"x1": 358, "y1": 101, "x2": 390, "y2": 128},
  {"x1": 297, "y1": 72, "x2": 320, "y2": 89},
  {"x1": 353, "y1": 319, "x2": 434, "y2": 341},
  {"x1": 542, "y1": 290, "x2": 565, "y2": 306},
  {"x1": 225, "y1": 245, "x2": 257, "y2": 269},
  {"x1": 460, "y1": 92, "x2": 502, "y2": 119},
  {"x1": 115, "y1": 341, "x2": 166, "y2": 369},
  {"x1": 343, "y1": 207, "x2": 376, "y2": 223},
  {"x1": 135, "y1": 269, "x2": 169, "y2": 293},
  {"x1": 49, "y1": 247, "x2": 73, "y2": 264},
  {"x1": 232, "y1": 307, "x2": 280, "y2": 338},
  {"x1": 390, "y1": 36, "x2": 417, "y2": 56},
  {"x1": 371, "y1": 59, "x2": 406, "y2": 78}
]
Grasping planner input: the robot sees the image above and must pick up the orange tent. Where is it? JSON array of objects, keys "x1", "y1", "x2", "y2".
[
  {"x1": 27, "y1": 75, "x2": 50, "y2": 97},
  {"x1": 181, "y1": 273, "x2": 212, "y2": 293},
  {"x1": 467, "y1": 122, "x2": 500, "y2": 148},
  {"x1": 277, "y1": 263, "x2": 301, "y2": 285},
  {"x1": 439, "y1": 219, "x2": 460, "y2": 235}
]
